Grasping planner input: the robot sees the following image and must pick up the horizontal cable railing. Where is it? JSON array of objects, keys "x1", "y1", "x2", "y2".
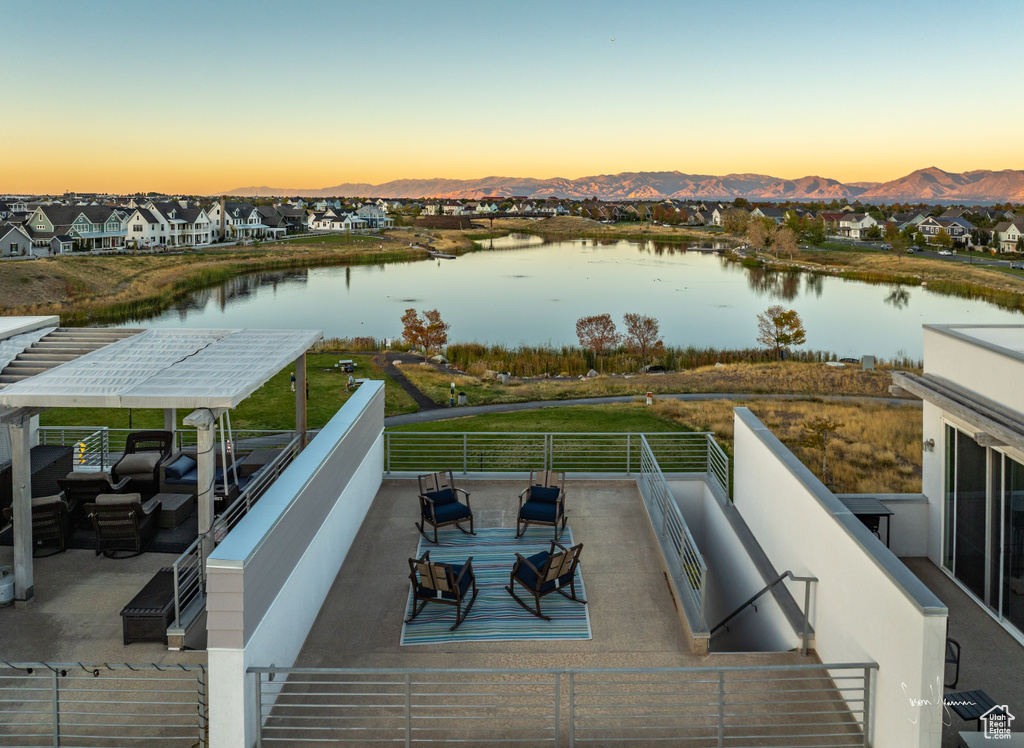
[
  {"x1": 37, "y1": 427, "x2": 109, "y2": 471},
  {"x1": 0, "y1": 662, "x2": 207, "y2": 747},
  {"x1": 170, "y1": 435, "x2": 303, "y2": 631},
  {"x1": 638, "y1": 435, "x2": 708, "y2": 632},
  {"x1": 706, "y1": 433, "x2": 730, "y2": 495},
  {"x1": 248, "y1": 664, "x2": 875, "y2": 747},
  {"x1": 384, "y1": 432, "x2": 715, "y2": 475}
]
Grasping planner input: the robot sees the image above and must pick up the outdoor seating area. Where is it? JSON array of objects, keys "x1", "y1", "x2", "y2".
[
  {"x1": 297, "y1": 477, "x2": 807, "y2": 671},
  {"x1": 407, "y1": 471, "x2": 585, "y2": 634}
]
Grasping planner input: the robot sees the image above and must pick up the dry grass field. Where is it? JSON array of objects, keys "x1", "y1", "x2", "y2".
[
  {"x1": 651, "y1": 398, "x2": 922, "y2": 493},
  {"x1": 400, "y1": 360, "x2": 905, "y2": 405}
]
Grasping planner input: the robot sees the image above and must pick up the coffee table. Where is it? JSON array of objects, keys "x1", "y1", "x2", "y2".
[{"x1": 153, "y1": 492, "x2": 193, "y2": 529}]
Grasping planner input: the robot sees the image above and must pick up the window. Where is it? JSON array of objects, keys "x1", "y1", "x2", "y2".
[{"x1": 133, "y1": 225, "x2": 142, "y2": 232}]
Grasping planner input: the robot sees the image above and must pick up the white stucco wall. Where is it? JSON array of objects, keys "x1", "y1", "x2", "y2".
[
  {"x1": 207, "y1": 384, "x2": 385, "y2": 748},
  {"x1": 924, "y1": 325, "x2": 1024, "y2": 414},
  {"x1": 732, "y1": 408, "x2": 946, "y2": 748}
]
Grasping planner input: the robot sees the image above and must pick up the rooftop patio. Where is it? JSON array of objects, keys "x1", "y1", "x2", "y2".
[
  {"x1": 297, "y1": 478, "x2": 809, "y2": 672},
  {"x1": 0, "y1": 545, "x2": 206, "y2": 665}
]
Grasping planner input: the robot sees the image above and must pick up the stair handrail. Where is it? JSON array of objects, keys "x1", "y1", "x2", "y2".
[{"x1": 710, "y1": 570, "x2": 817, "y2": 655}]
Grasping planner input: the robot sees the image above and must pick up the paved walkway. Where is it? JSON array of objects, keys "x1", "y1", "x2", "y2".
[{"x1": 384, "y1": 392, "x2": 920, "y2": 426}]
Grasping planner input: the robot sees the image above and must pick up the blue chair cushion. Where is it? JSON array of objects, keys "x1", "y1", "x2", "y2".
[
  {"x1": 519, "y1": 499, "x2": 561, "y2": 523},
  {"x1": 429, "y1": 500, "x2": 471, "y2": 524},
  {"x1": 423, "y1": 489, "x2": 456, "y2": 505},
  {"x1": 530, "y1": 486, "x2": 560, "y2": 503},
  {"x1": 164, "y1": 455, "x2": 196, "y2": 480}
]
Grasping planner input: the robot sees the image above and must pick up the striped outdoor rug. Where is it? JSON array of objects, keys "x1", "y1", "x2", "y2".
[{"x1": 400, "y1": 527, "x2": 592, "y2": 646}]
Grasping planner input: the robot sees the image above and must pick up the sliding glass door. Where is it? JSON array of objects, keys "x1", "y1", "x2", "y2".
[{"x1": 945, "y1": 423, "x2": 1024, "y2": 636}]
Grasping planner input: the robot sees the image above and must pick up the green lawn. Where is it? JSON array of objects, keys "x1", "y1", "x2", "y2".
[
  {"x1": 387, "y1": 403, "x2": 689, "y2": 433},
  {"x1": 39, "y1": 353, "x2": 418, "y2": 431}
]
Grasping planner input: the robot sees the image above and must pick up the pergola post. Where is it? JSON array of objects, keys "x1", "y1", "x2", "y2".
[
  {"x1": 9, "y1": 416, "x2": 33, "y2": 604},
  {"x1": 164, "y1": 408, "x2": 177, "y2": 448},
  {"x1": 295, "y1": 353, "x2": 307, "y2": 449},
  {"x1": 184, "y1": 408, "x2": 222, "y2": 560}
]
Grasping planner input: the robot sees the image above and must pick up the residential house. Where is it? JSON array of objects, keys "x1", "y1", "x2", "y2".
[
  {"x1": 123, "y1": 207, "x2": 165, "y2": 248},
  {"x1": 355, "y1": 203, "x2": 393, "y2": 229},
  {"x1": 993, "y1": 219, "x2": 1024, "y2": 252},
  {"x1": 151, "y1": 202, "x2": 214, "y2": 247},
  {"x1": 25, "y1": 205, "x2": 128, "y2": 251},
  {"x1": 0, "y1": 223, "x2": 32, "y2": 258},
  {"x1": 837, "y1": 213, "x2": 878, "y2": 240},
  {"x1": 917, "y1": 216, "x2": 974, "y2": 245},
  {"x1": 750, "y1": 206, "x2": 784, "y2": 224},
  {"x1": 207, "y1": 200, "x2": 269, "y2": 241}
]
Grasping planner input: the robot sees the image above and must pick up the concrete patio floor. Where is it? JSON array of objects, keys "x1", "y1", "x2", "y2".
[
  {"x1": 297, "y1": 478, "x2": 809, "y2": 671},
  {"x1": 0, "y1": 545, "x2": 206, "y2": 666},
  {"x1": 903, "y1": 557, "x2": 1024, "y2": 746}
]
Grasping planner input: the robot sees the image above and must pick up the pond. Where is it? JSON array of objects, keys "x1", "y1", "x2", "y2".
[{"x1": 113, "y1": 235, "x2": 1024, "y2": 360}]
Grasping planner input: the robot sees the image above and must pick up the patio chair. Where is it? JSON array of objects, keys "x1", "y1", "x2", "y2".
[
  {"x1": 945, "y1": 636, "x2": 961, "y2": 689},
  {"x1": 1, "y1": 493, "x2": 75, "y2": 557},
  {"x1": 515, "y1": 470, "x2": 567, "y2": 540},
  {"x1": 85, "y1": 493, "x2": 162, "y2": 558},
  {"x1": 405, "y1": 551, "x2": 478, "y2": 631},
  {"x1": 505, "y1": 540, "x2": 586, "y2": 621},
  {"x1": 58, "y1": 471, "x2": 133, "y2": 528},
  {"x1": 111, "y1": 431, "x2": 175, "y2": 497},
  {"x1": 416, "y1": 471, "x2": 474, "y2": 543}
]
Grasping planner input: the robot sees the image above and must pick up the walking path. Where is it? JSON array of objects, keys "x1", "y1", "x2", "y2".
[{"x1": 383, "y1": 392, "x2": 919, "y2": 427}]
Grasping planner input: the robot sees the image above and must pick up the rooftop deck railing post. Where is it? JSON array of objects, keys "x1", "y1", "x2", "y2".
[
  {"x1": 172, "y1": 564, "x2": 182, "y2": 630},
  {"x1": 626, "y1": 434, "x2": 632, "y2": 476},
  {"x1": 101, "y1": 426, "x2": 109, "y2": 471},
  {"x1": 567, "y1": 671, "x2": 574, "y2": 748},
  {"x1": 716, "y1": 671, "x2": 725, "y2": 747},
  {"x1": 404, "y1": 673, "x2": 412, "y2": 748},
  {"x1": 50, "y1": 668, "x2": 59, "y2": 748},
  {"x1": 862, "y1": 666, "x2": 872, "y2": 746},
  {"x1": 384, "y1": 432, "x2": 390, "y2": 474},
  {"x1": 802, "y1": 579, "x2": 813, "y2": 656},
  {"x1": 463, "y1": 434, "x2": 467, "y2": 475},
  {"x1": 553, "y1": 671, "x2": 561, "y2": 748},
  {"x1": 253, "y1": 671, "x2": 263, "y2": 748}
]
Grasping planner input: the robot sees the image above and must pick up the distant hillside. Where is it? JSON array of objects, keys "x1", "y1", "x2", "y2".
[{"x1": 223, "y1": 167, "x2": 1024, "y2": 202}]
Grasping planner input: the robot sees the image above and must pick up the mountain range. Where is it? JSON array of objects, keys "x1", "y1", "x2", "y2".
[{"x1": 224, "y1": 167, "x2": 1024, "y2": 203}]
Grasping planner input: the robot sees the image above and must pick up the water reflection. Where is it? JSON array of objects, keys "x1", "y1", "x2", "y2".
[
  {"x1": 114, "y1": 237, "x2": 1023, "y2": 359},
  {"x1": 884, "y1": 286, "x2": 911, "y2": 309}
]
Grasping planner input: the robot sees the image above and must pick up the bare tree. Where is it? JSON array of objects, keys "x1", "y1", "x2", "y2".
[
  {"x1": 721, "y1": 208, "x2": 750, "y2": 235},
  {"x1": 576, "y1": 314, "x2": 621, "y2": 374},
  {"x1": 802, "y1": 416, "x2": 842, "y2": 485},
  {"x1": 623, "y1": 313, "x2": 663, "y2": 370},
  {"x1": 774, "y1": 226, "x2": 798, "y2": 259},
  {"x1": 745, "y1": 216, "x2": 773, "y2": 252},
  {"x1": 756, "y1": 305, "x2": 807, "y2": 359}
]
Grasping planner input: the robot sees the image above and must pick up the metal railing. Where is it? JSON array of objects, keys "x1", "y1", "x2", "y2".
[
  {"x1": 248, "y1": 664, "x2": 876, "y2": 747},
  {"x1": 38, "y1": 427, "x2": 109, "y2": 470},
  {"x1": 383, "y1": 431, "x2": 722, "y2": 476},
  {"x1": 710, "y1": 570, "x2": 818, "y2": 655},
  {"x1": 37, "y1": 427, "x2": 297, "y2": 471},
  {"x1": 0, "y1": 662, "x2": 207, "y2": 747},
  {"x1": 638, "y1": 435, "x2": 708, "y2": 631},
  {"x1": 170, "y1": 436, "x2": 303, "y2": 632}
]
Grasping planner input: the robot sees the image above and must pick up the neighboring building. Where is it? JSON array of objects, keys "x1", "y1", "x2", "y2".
[
  {"x1": 892, "y1": 324, "x2": 1024, "y2": 643},
  {"x1": 917, "y1": 216, "x2": 974, "y2": 245},
  {"x1": 354, "y1": 203, "x2": 394, "y2": 229},
  {"x1": 993, "y1": 219, "x2": 1024, "y2": 252},
  {"x1": 207, "y1": 200, "x2": 268, "y2": 241},
  {"x1": 0, "y1": 223, "x2": 32, "y2": 257},
  {"x1": 750, "y1": 206, "x2": 784, "y2": 224},
  {"x1": 151, "y1": 202, "x2": 214, "y2": 247},
  {"x1": 838, "y1": 213, "x2": 878, "y2": 240},
  {"x1": 24, "y1": 205, "x2": 128, "y2": 250}
]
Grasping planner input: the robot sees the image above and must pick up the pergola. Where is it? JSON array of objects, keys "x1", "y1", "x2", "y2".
[{"x1": 0, "y1": 322, "x2": 322, "y2": 604}]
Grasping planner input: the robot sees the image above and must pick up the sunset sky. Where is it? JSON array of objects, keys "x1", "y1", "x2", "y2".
[{"x1": 3, "y1": 0, "x2": 1023, "y2": 195}]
